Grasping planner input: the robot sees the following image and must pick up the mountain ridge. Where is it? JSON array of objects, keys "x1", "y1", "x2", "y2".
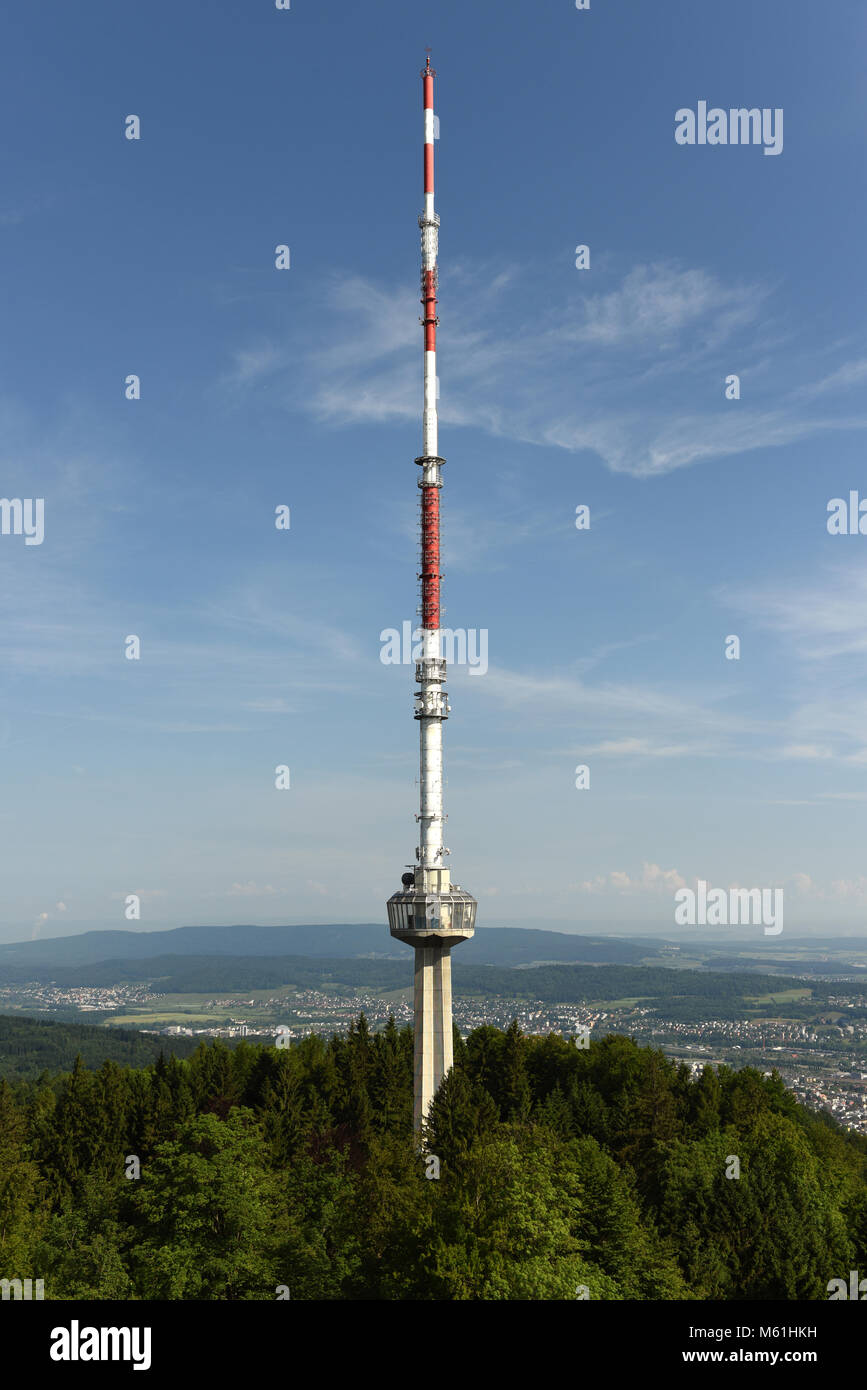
[{"x1": 0, "y1": 922, "x2": 666, "y2": 968}]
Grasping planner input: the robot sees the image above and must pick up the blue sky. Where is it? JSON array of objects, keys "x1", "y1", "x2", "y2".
[{"x1": 1, "y1": 0, "x2": 866, "y2": 943}]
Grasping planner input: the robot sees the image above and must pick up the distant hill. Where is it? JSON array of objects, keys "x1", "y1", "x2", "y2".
[
  {"x1": 0, "y1": 953, "x2": 410, "y2": 992},
  {"x1": 0, "y1": 950, "x2": 818, "y2": 1010},
  {"x1": 0, "y1": 922, "x2": 665, "y2": 970},
  {"x1": 0, "y1": 923, "x2": 393, "y2": 966}
]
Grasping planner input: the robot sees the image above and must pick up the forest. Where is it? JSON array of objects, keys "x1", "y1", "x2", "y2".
[
  {"x1": 2, "y1": 1018, "x2": 865, "y2": 1300},
  {"x1": 0, "y1": 1015, "x2": 201, "y2": 1080}
]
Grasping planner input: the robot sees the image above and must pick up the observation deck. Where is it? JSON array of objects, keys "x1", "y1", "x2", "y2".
[{"x1": 387, "y1": 869, "x2": 477, "y2": 947}]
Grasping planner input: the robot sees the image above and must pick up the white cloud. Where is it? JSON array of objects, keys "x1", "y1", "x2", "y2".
[
  {"x1": 568, "y1": 264, "x2": 761, "y2": 348},
  {"x1": 579, "y1": 861, "x2": 687, "y2": 894},
  {"x1": 583, "y1": 737, "x2": 699, "y2": 758},
  {"x1": 232, "y1": 259, "x2": 867, "y2": 479},
  {"x1": 830, "y1": 877, "x2": 867, "y2": 901},
  {"x1": 800, "y1": 358, "x2": 867, "y2": 399},
  {"x1": 779, "y1": 744, "x2": 833, "y2": 760},
  {"x1": 465, "y1": 663, "x2": 764, "y2": 749},
  {"x1": 725, "y1": 565, "x2": 867, "y2": 661},
  {"x1": 227, "y1": 881, "x2": 279, "y2": 897}
]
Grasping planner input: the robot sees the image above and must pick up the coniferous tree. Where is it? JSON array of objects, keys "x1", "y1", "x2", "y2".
[
  {"x1": 45, "y1": 1055, "x2": 95, "y2": 1201},
  {"x1": 501, "y1": 1020, "x2": 532, "y2": 1123},
  {"x1": 0, "y1": 1079, "x2": 45, "y2": 1278},
  {"x1": 426, "y1": 1066, "x2": 498, "y2": 1164},
  {"x1": 126, "y1": 1109, "x2": 286, "y2": 1300}
]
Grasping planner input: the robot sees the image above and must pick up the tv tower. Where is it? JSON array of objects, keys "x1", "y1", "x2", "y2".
[{"x1": 386, "y1": 54, "x2": 477, "y2": 1132}]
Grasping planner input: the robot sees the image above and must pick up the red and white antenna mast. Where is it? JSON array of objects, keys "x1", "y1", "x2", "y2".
[
  {"x1": 417, "y1": 50, "x2": 446, "y2": 874},
  {"x1": 387, "y1": 54, "x2": 478, "y2": 1133}
]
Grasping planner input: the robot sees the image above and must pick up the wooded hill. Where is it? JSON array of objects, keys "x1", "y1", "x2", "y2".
[
  {"x1": 2, "y1": 1020, "x2": 866, "y2": 1300},
  {"x1": 0, "y1": 952, "x2": 815, "y2": 1000}
]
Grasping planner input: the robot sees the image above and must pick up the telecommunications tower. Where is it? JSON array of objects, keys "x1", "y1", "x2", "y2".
[{"x1": 386, "y1": 54, "x2": 477, "y2": 1132}]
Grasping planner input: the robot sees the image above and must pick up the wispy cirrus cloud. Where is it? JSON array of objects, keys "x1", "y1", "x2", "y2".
[
  {"x1": 778, "y1": 744, "x2": 834, "y2": 760},
  {"x1": 725, "y1": 564, "x2": 867, "y2": 662},
  {"x1": 722, "y1": 564, "x2": 867, "y2": 756},
  {"x1": 460, "y1": 661, "x2": 763, "y2": 739},
  {"x1": 561, "y1": 263, "x2": 762, "y2": 348},
  {"x1": 582, "y1": 737, "x2": 699, "y2": 758},
  {"x1": 799, "y1": 358, "x2": 867, "y2": 399},
  {"x1": 225, "y1": 258, "x2": 867, "y2": 479}
]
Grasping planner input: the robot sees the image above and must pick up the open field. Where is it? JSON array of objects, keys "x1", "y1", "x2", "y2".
[
  {"x1": 110, "y1": 1010, "x2": 234, "y2": 1026},
  {"x1": 745, "y1": 988, "x2": 813, "y2": 1005},
  {"x1": 107, "y1": 988, "x2": 300, "y2": 1028}
]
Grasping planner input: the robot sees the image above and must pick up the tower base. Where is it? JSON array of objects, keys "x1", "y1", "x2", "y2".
[{"x1": 412, "y1": 942, "x2": 453, "y2": 1131}]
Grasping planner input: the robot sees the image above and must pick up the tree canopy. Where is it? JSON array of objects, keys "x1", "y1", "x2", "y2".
[{"x1": 1, "y1": 1021, "x2": 864, "y2": 1300}]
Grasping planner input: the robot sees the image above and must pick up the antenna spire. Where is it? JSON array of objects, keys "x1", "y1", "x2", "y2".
[{"x1": 386, "y1": 56, "x2": 478, "y2": 1132}]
